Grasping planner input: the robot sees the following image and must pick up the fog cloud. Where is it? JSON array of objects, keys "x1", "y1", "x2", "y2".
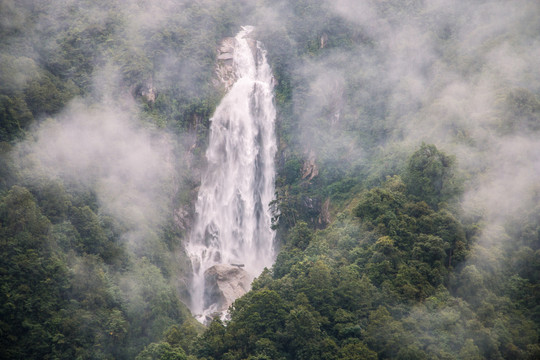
[
  {"x1": 285, "y1": 0, "x2": 540, "y2": 227},
  {"x1": 16, "y1": 93, "x2": 175, "y2": 250}
]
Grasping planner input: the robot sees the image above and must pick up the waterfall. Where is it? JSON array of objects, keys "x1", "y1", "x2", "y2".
[{"x1": 187, "y1": 26, "x2": 277, "y2": 322}]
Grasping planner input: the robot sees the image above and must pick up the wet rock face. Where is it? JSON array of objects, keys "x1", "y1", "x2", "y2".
[
  {"x1": 215, "y1": 37, "x2": 237, "y2": 90},
  {"x1": 302, "y1": 149, "x2": 319, "y2": 181},
  {"x1": 132, "y1": 79, "x2": 156, "y2": 103},
  {"x1": 215, "y1": 34, "x2": 259, "y2": 91},
  {"x1": 203, "y1": 264, "x2": 252, "y2": 316}
]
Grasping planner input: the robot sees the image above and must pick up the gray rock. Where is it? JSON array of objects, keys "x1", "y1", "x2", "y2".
[
  {"x1": 215, "y1": 37, "x2": 238, "y2": 90},
  {"x1": 204, "y1": 264, "x2": 252, "y2": 314},
  {"x1": 219, "y1": 44, "x2": 234, "y2": 53},
  {"x1": 217, "y1": 53, "x2": 234, "y2": 60},
  {"x1": 302, "y1": 149, "x2": 319, "y2": 180}
]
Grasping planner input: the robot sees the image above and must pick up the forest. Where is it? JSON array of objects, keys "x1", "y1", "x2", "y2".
[{"x1": 1, "y1": 0, "x2": 539, "y2": 359}]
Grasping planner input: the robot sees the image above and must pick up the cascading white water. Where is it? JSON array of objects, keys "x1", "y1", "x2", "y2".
[{"x1": 187, "y1": 26, "x2": 277, "y2": 321}]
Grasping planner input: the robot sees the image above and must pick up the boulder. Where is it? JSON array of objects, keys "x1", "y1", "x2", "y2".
[{"x1": 204, "y1": 264, "x2": 252, "y2": 315}]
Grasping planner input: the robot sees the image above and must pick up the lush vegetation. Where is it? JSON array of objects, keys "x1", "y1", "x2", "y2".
[
  {"x1": 0, "y1": 0, "x2": 234, "y2": 358},
  {"x1": 1, "y1": 0, "x2": 539, "y2": 359},
  {"x1": 193, "y1": 149, "x2": 539, "y2": 359}
]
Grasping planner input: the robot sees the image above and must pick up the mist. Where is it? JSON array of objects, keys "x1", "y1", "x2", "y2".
[
  {"x1": 303, "y1": 0, "x2": 540, "y2": 354},
  {"x1": 2, "y1": 0, "x2": 540, "y2": 357},
  {"x1": 276, "y1": 0, "x2": 540, "y2": 223},
  {"x1": 240, "y1": 0, "x2": 540, "y2": 354},
  {"x1": 15, "y1": 97, "x2": 175, "y2": 248}
]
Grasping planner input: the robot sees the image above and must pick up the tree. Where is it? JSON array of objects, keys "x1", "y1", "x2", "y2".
[
  {"x1": 366, "y1": 236, "x2": 402, "y2": 286},
  {"x1": 287, "y1": 221, "x2": 313, "y2": 250},
  {"x1": 284, "y1": 305, "x2": 324, "y2": 359},
  {"x1": 136, "y1": 342, "x2": 187, "y2": 360},
  {"x1": 164, "y1": 320, "x2": 202, "y2": 355},
  {"x1": 227, "y1": 289, "x2": 288, "y2": 343},
  {"x1": 411, "y1": 234, "x2": 448, "y2": 267},
  {"x1": 355, "y1": 186, "x2": 405, "y2": 227},
  {"x1": 338, "y1": 341, "x2": 377, "y2": 360},
  {"x1": 0, "y1": 186, "x2": 69, "y2": 359},
  {"x1": 69, "y1": 205, "x2": 108, "y2": 256},
  {"x1": 0, "y1": 94, "x2": 33, "y2": 141},
  {"x1": 364, "y1": 306, "x2": 408, "y2": 359},
  {"x1": 194, "y1": 319, "x2": 227, "y2": 360},
  {"x1": 24, "y1": 72, "x2": 79, "y2": 116},
  {"x1": 404, "y1": 143, "x2": 459, "y2": 208}
]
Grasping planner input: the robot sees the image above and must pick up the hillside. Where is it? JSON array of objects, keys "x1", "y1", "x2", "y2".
[{"x1": 1, "y1": 0, "x2": 539, "y2": 359}]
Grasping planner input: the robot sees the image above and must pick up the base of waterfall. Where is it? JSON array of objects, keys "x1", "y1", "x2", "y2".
[{"x1": 194, "y1": 264, "x2": 253, "y2": 324}]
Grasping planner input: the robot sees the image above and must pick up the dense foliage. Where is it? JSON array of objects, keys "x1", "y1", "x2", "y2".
[
  {"x1": 0, "y1": 0, "x2": 235, "y2": 357},
  {"x1": 0, "y1": 182, "x2": 202, "y2": 359},
  {"x1": 192, "y1": 148, "x2": 539, "y2": 360},
  {"x1": 1, "y1": 0, "x2": 539, "y2": 359}
]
